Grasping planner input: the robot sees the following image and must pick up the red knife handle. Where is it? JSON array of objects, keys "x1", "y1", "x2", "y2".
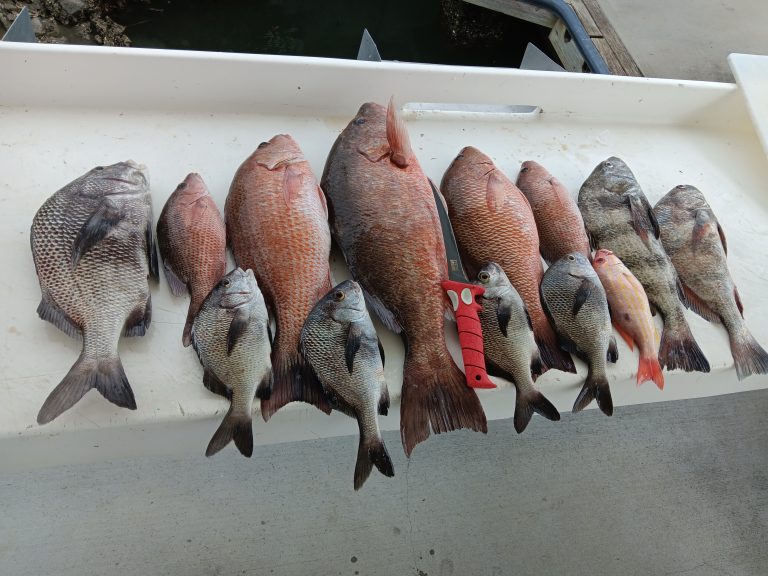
[{"x1": 441, "y1": 280, "x2": 496, "y2": 389}]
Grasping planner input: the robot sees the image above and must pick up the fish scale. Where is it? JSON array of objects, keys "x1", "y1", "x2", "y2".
[
  {"x1": 225, "y1": 134, "x2": 332, "y2": 421},
  {"x1": 30, "y1": 161, "x2": 155, "y2": 424}
]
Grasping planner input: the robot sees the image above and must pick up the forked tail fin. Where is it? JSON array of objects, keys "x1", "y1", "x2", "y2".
[
  {"x1": 572, "y1": 367, "x2": 613, "y2": 416},
  {"x1": 729, "y1": 327, "x2": 768, "y2": 381},
  {"x1": 637, "y1": 355, "x2": 664, "y2": 390},
  {"x1": 206, "y1": 407, "x2": 253, "y2": 457},
  {"x1": 658, "y1": 319, "x2": 710, "y2": 373},
  {"x1": 37, "y1": 354, "x2": 136, "y2": 425},
  {"x1": 514, "y1": 387, "x2": 560, "y2": 433},
  {"x1": 400, "y1": 353, "x2": 487, "y2": 457},
  {"x1": 260, "y1": 348, "x2": 331, "y2": 421},
  {"x1": 354, "y1": 427, "x2": 395, "y2": 491}
]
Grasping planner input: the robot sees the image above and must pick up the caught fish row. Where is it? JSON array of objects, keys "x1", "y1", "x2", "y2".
[{"x1": 29, "y1": 98, "x2": 768, "y2": 490}]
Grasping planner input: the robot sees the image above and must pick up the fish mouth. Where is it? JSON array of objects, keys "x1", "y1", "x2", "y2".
[
  {"x1": 102, "y1": 177, "x2": 140, "y2": 185},
  {"x1": 221, "y1": 291, "x2": 253, "y2": 309}
]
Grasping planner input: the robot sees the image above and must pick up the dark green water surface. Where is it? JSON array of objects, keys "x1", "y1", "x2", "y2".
[{"x1": 117, "y1": 0, "x2": 558, "y2": 67}]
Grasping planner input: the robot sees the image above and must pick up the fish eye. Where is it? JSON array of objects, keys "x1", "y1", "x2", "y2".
[
  {"x1": 354, "y1": 117, "x2": 366, "y2": 125},
  {"x1": 520, "y1": 166, "x2": 529, "y2": 173},
  {"x1": 334, "y1": 290, "x2": 345, "y2": 301},
  {"x1": 478, "y1": 271, "x2": 490, "y2": 283},
  {"x1": 604, "y1": 161, "x2": 613, "y2": 168},
  {"x1": 222, "y1": 278, "x2": 231, "y2": 288},
  {"x1": 94, "y1": 166, "x2": 104, "y2": 171},
  {"x1": 257, "y1": 141, "x2": 269, "y2": 149},
  {"x1": 567, "y1": 255, "x2": 576, "y2": 261},
  {"x1": 595, "y1": 257, "x2": 604, "y2": 264},
  {"x1": 676, "y1": 184, "x2": 686, "y2": 189}
]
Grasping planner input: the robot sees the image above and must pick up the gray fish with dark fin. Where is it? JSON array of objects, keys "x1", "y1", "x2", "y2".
[
  {"x1": 578, "y1": 157, "x2": 710, "y2": 374},
  {"x1": 475, "y1": 262, "x2": 560, "y2": 433},
  {"x1": 540, "y1": 253, "x2": 617, "y2": 416},
  {"x1": 301, "y1": 280, "x2": 393, "y2": 490},
  {"x1": 654, "y1": 184, "x2": 768, "y2": 380},
  {"x1": 191, "y1": 268, "x2": 272, "y2": 458},
  {"x1": 31, "y1": 161, "x2": 157, "y2": 424}
]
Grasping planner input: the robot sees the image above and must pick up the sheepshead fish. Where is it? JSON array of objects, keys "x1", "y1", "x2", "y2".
[
  {"x1": 301, "y1": 280, "x2": 393, "y2": 490},
  {"x1": 441, "y1": 147, "x2": 575, "y2": 375},
  {"x1": 654, "y1": 185, "x2": 768, "y2": 380},
  {"x1": 226, "y1": 134, "x2": 332, "y2": 421},
  {"x1": 541, "y1": 253, "x2": 617, "y2": 416},
  {"x1": 516, "y1": 160, "x2": 591, "y2": 264},
  {"x1": 157, "y1": 173, "x2": 226, "y2": 347},
  {"x1": 592, "y1": 249, "x2": 664, "y2": 389},
  {"x1": 30, "y1": 161, "x2": 157, "y2": 424},
  {"x1": 191, "y1": 268, "x2": 272, "y2": 457},
  {"x1": 321, "y1": 99, "x2": 487, "y2": 456},
  {"x1": 578, "y1": 157, "x2": 709, "y2": 374},
  {"x1": 476, "y1": 263, "x2": 560, "y2": 433}
]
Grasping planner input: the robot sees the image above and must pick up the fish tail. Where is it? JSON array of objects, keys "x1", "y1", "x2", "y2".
[
  {"x1": 573, "y1": 367, "x2": 613, "y2": 416},
  {"x1": 354, "y1": 425, "x2": 395, "y2": 491},
  {"x1": 729, "y1": 327, "x2": 768, "y2": 381},
  {"x1": 534, "y1": 319, "x2": 576, "y2": 375},
  {"x1": 658, "y1": 318, "x2": 710, "y2": 373},
  {"x1": 513, "y1": 386, "x2": 560, "y2": 434},
  {"x1": 205, "y1": 407, "x2": 253, "y2": 458},
  {"x1": 259, "y1": 348, "x2": 331, "y2": 421},
  {"x1": 400, "y1": 353, "x2": 487, "y2": 457},
  {"x1": 182, "y1": 313, "x2": 194, "y2": 348},
  {"x1": 637, "y1": 354, "x2": 665, "y2": 390},
  {"x1": 37, "y1": 354, "x2": 136, "y2": 425}
]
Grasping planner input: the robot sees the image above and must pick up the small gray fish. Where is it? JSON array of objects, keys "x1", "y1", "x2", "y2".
[
  {"x1": 191, "y1": 268, "x2": 272, "y2": 458},
  {"x1": 300, "y1": 280, "x2": 394, "y2": 490},
  {"x1": 654, "y1": 185, "x2": 768, "y2": 379},
  {"x1": 540, "y1": 253, "x2": 617, "y2": 416},
  {"x1": 30, "y1": 161, "x2": 157, "y2": 424},
  {"x1": 578, "y1": 157, "x2": 709, "y2": 374},
  {"x1": 475, "y1": 263, "x2": 560, "y2": 433}
]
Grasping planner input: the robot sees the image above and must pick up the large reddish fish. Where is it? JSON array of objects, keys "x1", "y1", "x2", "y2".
[
  {"x1": 321, "y1": 99, "x2": 487, "y2": 456},
  {"x1": 441, "y1": 147, "x2": 575, "y2": 375},
  {"x1": 226, "y1": 134, "x2": 332, "y2": 420}
]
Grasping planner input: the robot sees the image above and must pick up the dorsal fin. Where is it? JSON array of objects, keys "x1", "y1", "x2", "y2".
[
  {"x1": 386, "y1": 96, "x2": 412, "y2": 168},
  {"x1": 283, "y1": 164, "x2": 303, "y2": 206}
]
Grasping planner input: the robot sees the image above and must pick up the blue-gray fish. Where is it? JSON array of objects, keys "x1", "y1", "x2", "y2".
[
  {"x1": 31, "y1": 161, "x2": 157, "y2": 424},
  {"x1": 301, "y1": 280, "x2": 393, "y2": 490}
]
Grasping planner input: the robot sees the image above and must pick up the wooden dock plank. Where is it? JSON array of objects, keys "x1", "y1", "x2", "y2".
[
  {"x1": 580, "y1": 0, "x2": 644, "y2": 76},
  {"x1": 566, "y1": 0, "x2": 601, "y2": 37}
]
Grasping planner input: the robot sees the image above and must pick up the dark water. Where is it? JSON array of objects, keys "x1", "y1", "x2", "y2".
[{"x1": 116, "y1": 0, "x2": 559, "y2": 67}]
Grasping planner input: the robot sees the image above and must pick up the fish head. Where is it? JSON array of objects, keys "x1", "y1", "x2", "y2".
[
  {"x1": 446, "y1": 146, "x2": 495, "y2": 179},
  {"x1": 517, "y1": 160, "x2": 546, "y2": 181},
  {"x1": 666, "y1": 184, "x2": 708, "y2": 211},
  {"x1": 343, "y1": 102, "x2": 387, "y2": 143},
  {"x1": 592, "y1": 248, "x2": 618, "y2": 267},
  {"x1": 323, "y1": 280, "x2": 367, "y2": 324},
  {"x1": 253, "y1": 134, "x2": 303, "y2": 170},
  {"x1": 172, "y1": 172, "x2": 210, "y2": 201},
  {"x1": 590, "y1": 157, "x2": 636, "y2": 195},
  {"x1": 476, "y1": 262, "x2": 513, "y2": 300},
  {"x1": 78, "y1": 160, "x2": 149, "y2": 198},
  {"x1": 556, "y1": 252, "x2": 593, "y2": 277},
  {"x1": 211, "y1": 268, "x2": 256, "y2": 310}
]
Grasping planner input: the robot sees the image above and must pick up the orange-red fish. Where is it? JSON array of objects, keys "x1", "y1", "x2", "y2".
[
  {"x1": 226, "y1": 134, "x2": 332, "y2": 420},
  {"x1": 157, "y1": 173, "x2": 226, "y2": 347},
  {"x1": 321, "y1": 99, "x2": 487, "y2": 456},
  {"x1": 516, "y1": 160, "x2": 591, "y2": 264},
  {"x1": 441, "y1": 147, "x2": 575, "y2": 375},
  {"x1": 592, "y1": 249, "x2": 664, "y2": 389}
]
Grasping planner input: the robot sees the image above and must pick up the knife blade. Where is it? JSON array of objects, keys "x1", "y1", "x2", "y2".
[{"x1": 430, "y1": 179, "x2": 496, "y2": 390}]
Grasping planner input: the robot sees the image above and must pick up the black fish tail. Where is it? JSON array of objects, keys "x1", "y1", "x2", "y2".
[
  {"x1": 572, "y1": 367, "x2": 613, "y2": 416},
  {"x1": 535, "y1": 320, "x2": 576, "y2": 375},
  {"x1": 514, "y1": 387, "x2": 561, "y2": 434},
  {"x1": 205, "y1": 407, "x2": 253, "y2": 458},
  {"x1": 354, "y1": 425, "x2": 394, "y2": 491},
  {"x1": 658, "y1": 320, "x2": 710, "y2": 373},
  {"x1": 729, "y1": 328, "x2": 768, "y2": 380},
  {"x1": 400, "y1": 352, "x2": 487, "y2": 457},
  {"x1": 37, "y1": 354, "x2": 136, "y2": 425},
  {"x1": 259, "y1": 349, "x2": 331, "y2": 421}
]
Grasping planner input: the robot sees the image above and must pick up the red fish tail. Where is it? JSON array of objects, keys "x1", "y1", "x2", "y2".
[
  {"x1": 637, "y1": 354, "x2": 664, "y2": 390},
  {"x1": 658, "y1": 318, "x2": 710, "y2": 373},
  {"x1": 728, "y1": 327, "x2": 768, "y2": 381},
  {"x1": 259, "y1": 347, "x2": 331, "y2": 421},
  {"x1": 400, "y1": 351, "x2": 487, "y2": 457},
  {"x1": 534, "y1": 318, "x2": 576, "y2": 374}
]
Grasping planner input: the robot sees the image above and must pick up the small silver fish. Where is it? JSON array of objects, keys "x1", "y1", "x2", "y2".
[
  {"x1": 30, "y1": 161, "x2": 157, "y2": 424},
  {"x1": 301, "y1": 280, "x2": 394, "y2": 490},
  {"x1": 476, "y1": 263, "x2": 560, "y2": 433},
  {"x1": 191, "y1": 268, "x2": 273, "y2": 457},
  {"x1": 540, "y1": 253, "x2": 617, "y2": 416}
]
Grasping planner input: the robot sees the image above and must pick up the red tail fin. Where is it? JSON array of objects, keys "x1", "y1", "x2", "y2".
[
  {"x1": 400, "y1": 353, "x2": 487, "y2": 457},
  {"x1": 637, "y1": 355, "x2": 664, "y2": 390}
]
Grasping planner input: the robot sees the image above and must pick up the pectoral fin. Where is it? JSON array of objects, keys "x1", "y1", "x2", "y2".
[
  {"x1": 496, "y1": 302, "x2": 512, "y2": 337},
  {"x1": 386, "y1": 96, "x2": 413, "y2": 168},
  {"x1": 227, "y1": 308, "x2": 249, "y2": 355},
  {"x1": 346, "y1": 322, "x2": 363, "y2": 374},
  {"x1": 72, "y1": 199, "x2": 123, "y2": 268},
  {"x1": 573, "y1": 278, "x2": 595, "y2": 316}
]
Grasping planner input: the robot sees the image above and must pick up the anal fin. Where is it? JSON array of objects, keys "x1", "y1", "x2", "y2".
[
  {"x1": 37, "y1": 297, "x2": 81, "y2": 340},
  {"x1": 679, "y1": 280, "x2": 719, "y2": 323}
]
